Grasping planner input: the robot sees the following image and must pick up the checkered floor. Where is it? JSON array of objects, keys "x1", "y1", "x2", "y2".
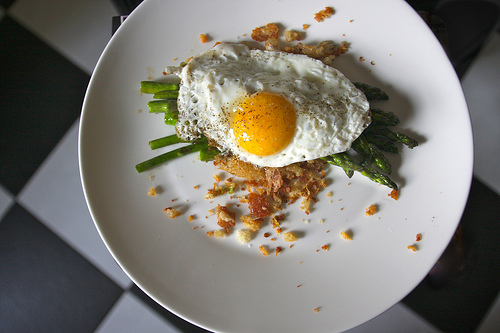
[{"x1": 1, "y1": 1, "x2": 499, "y2": 332}]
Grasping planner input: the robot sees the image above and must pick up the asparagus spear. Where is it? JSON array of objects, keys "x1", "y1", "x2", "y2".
[
  {"x1": 370, "y1": 108, "x2": 400, "y2": 126},
  {"x1": 148, "y1": 100, "x2": 173, "y2": 113},
  {"x1": 364, "y1": 133, "x2": 399, "y2": 154},
  {"x1": 352, "y1": 135, "x2": 392, "y2": 174},
  {"x1": 140, "y1": 81, "x2": 179, "y2": 94},
  {"x1": 136, "y1": 139, "x2": 209, "y2": 173},
  {"x1": 153, "y1": 90, "x2": 179, "y2": 99},
  {"x1": 149, "y1": 134, "x2": 184, "y2": 150},
  {"x1": 354, "y1": 82, "x2": 389, "y2": 101},
  {"x1": 367, "y1": 126, "x2": 418, "y2": 149},
  {"x1": 200, "y1": 147, "x2": 221, "y2": 161}
]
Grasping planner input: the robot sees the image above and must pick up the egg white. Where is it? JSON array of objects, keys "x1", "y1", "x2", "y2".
[{"x1": 171, "y1": 43, "x2": 370, "y2": 167}]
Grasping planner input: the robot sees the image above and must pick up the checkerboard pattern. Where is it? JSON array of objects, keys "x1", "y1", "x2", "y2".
[{"x1": 1, "y1": 1, "x2": 499, "y2": 332}]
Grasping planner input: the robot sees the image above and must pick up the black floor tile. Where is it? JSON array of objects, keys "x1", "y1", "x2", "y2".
[
  {"x1": 0, "y1": 16, "x2": 89, "y2": 195},
  {"x1": 403, "y1": 177, "x2": 500, "y2": 333},
  {"x1": 0, "y1": 204, "x2": 124, "y2": 333},
  {"x1": 129, "y1": 284, "x2": 210, "y2": 333}
]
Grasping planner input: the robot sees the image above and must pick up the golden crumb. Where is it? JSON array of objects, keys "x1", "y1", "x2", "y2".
[
  {"x1": 314, "y1": 7, "x2": 334, "y2": 22},
  {"x1": 240, "y1": 215, "x2": 263, "y2": 232},
  {"x1": 199, "y1": 33, "x2": 208, "y2": 43},
  {"x1": 314, "y1": 307, "x2": 321, "y2": 313},
  {"x1": 214, "y1": 229, "x2": 226, "y2": 239},
  {"x1": 215, "y1": 204, "x2": 236, "y2": 235},
  {"x1": 213, "y1": 174, "x2": 221, "y2": 182},
  {"x1": 259, "y1": 245, "x2": 269, "y2": 256},
  {"x1": 389, "y1": 189, "x2": 399, "y2": 200},
  {"x1": 302, "y1": 24, "x2": 309, "y2": 30},
  {"x1": 370, "y1": 61, "x2": 375, "y2": 65},
  {"x1": 284, "y1": 30, "x2": 303, "y2": 42},
  {"x1": 407, "y1": 245, "x2": 417, "y2": 252},
  {"x1": 236, "y1": 229, "x2": 252, "y2": 244},
  {"x1": 251, "y1": 23, "x2": 279, "y2": 42},
  {"x1": 206, "y1": 231, "x2": 214, "y2": 237},
  {"x1": 147, "y1": 187, "x2": 157, "y2": 197},
  {"x1": 416, "y1": 233, "x2": 422, "y2": 242},
  {"x1": 340, "y1": 230, "x2": 351, "y2": 240},
  {"x1": 188, "y1": 215, "x2": 195, "y2": 222},
  {"x1": 275, "y1": 246, "x2": 282, "y2": 256},
  {"x1": 321, "y1": 244, "x2": 329, "y2": 251},
  {"x1": 193, "y1": 185, "x2": 200, "y2": 190},
  {"x1": 326, "y1": 191, "x2": 333, "y2": 198},
  {"x1": 365, "y1": 204, "x2": 377, "y2": 216},
  {"x1": 359, "y1": 56, "x2": 366, "y2": 62},
  {"x1": 164, "y1": 207, "x2": 181, "y2": 218},
  {"x1": 283, "y1": 232, "x2": 298, "y2": 242}
]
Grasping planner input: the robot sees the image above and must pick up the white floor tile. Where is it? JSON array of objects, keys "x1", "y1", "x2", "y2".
[
  {"x1": 18, "y1": 120, "x2": 131, "y2": 289},
  {"x1": 462, "y1": 32, "x2": 500, "y2": 195},
  {"x1": 476, "y1": 292, "x2": 500, "y2": 332},
  {"x1": 0, "y1": 184, "x2": 14, "y2": 221},
  {"x1": 8, "y1": 0, "x2": 118, "y2": 74},
  {"x1": 94, "y1": 292, "x2": 182, "y2": 333},
  {"x1": 346, "y1": 303, "x2": 442, "y2": 333}
]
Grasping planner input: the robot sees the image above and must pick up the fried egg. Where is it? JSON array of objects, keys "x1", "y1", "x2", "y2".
[{"x1": 171, "y1": 43, "x2": 370, "y2": 167}]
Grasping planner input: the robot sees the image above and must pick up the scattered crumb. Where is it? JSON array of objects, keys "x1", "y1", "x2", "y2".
[
  {"x1": 284, "y1": 30, "x2": 303, "y2": 42},
  {"x1": 389, "y1": 189, "x2": 399, "y2": 200},
  {"x1": 214, "y1": 229, "x2": 226, "y2": 239},
  {"x1": 147, "y1": 187, "x2": 157, "y2": 197},
  {"x1": 314, "y1": 307, "x2": 321, "y2": 313},
  {"x1": 283, "y1": 232, "x2": 298, "y2": 242},
  {"x1": 206, "y1": 231, "x2": 214, "y2": 237},
  {"x1": 416, "y1": 233, "x2": 422, "y2": 242},
  {"x1": 314, "y1": 7, "x2": 334, "y2": 22},
  {"x1": 370, "y1": 61, "x2": 375, "y2": 65},
  {"x1": 259, "y1": 245, "x2": 270, "y2": 256},
  {"x1": 240, "y1": 215, "x2": 263, "y2": 232},
  {"x1": 350, "y1": 19, "x2": 354, "y2": 23},
  {"x1": 188, "y1": 215, "x2": 195, "y2": 222},
  {"x1": 164, "y1": 207, "x2": 181, "y2": 218},
  {"x1": 359, "y1": 56, "x2": 366, "y2": 62},
  {"x1": 326, "y1": 191, "x2": 333, "y2": 198},
  {"x1": 365, "y1": 204, "x2": 377, "y2": 216},
  {"x1": 236, "y1": 229, "x2": 252, "y2": 244},
  {"x1": 193, "y1": 185, "x2": 200, "y2": 190},
  {"x1": 275, "y1": 246, "x2": 282, "y2": 256},
  {"x1": 318, "y1": 219, "x2": 325, "y2": 224},
  {"x1": 199, "y1": 33, "x2": 209, "y2": 43},
  {"x1": 407, "y1": 245, "x2": 417, "y2": 252},
  {"x1": 213, "y1": 174, "x2": 221, "y2": 182},
  {"x1": 340, "y1": 230, "x2": 352, "y2": 240},
  {"x1": 321, "y1": 244, "x2": 329, "y2": 251},
  {"x1": 264, "y1": 232, "x2": 271, "y2": 238},
  {"x1": 302, "y1": 24, "x2": 309, "y2": 30},
  {"x1": 215, "y1": 204, "x2": 236, "y2": 235},
  {"x1": 251, "y1": 23, "x2": 279, "y2": 42}
]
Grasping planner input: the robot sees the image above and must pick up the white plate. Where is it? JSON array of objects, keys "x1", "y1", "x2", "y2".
[{"x1": 79, "y1": 0, "x2": 473, "y2": 332}]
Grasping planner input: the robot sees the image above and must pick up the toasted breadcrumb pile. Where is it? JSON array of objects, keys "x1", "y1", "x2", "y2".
[{"x1": 314, "y1": 7, "x2": 334, "y2": 22}]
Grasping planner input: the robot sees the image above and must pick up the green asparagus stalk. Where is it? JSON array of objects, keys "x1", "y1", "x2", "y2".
[
  {"x1": 140, "y1": 81, "x2": 179, "y2": 94},
  {"x1": 354, "y1": 82, "x2": 389, "y2": 101},
  {"x1": 149, "y1": 134, "x2": 184, "y2": 150},
  {"x1": 153, "y1": 90, "x2": 179, "y2": 99},
  {"x1": 364, "y1": 133, "x2": 399, "y2": 154},
  {"x1": 200, "y1": 147, "x2": 221, "y2": 161},
  {"x1": 367, "y1": 126, "x2": 418, "y2": 149},
  {"x1": 370, "y1": 108, "x2": 400, "y2": 126},
  {"x1": 136, "y1": 139, "x2": 209, "y2": 173},
  {"x1": 148, "y1": 100, "x2": 173, "y2": 113}
]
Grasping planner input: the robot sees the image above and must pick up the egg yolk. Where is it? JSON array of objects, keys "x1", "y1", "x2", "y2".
[{"x1": 233, "y1": 91, "x2": 296, "y2": 156}]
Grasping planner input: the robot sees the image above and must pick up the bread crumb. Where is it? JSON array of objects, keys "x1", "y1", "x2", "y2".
[
  {"x1": 259, "y1": 245, "x2": 269, "y2": 256},
  {"x1": 321, "y1": 244, "x2": 329, "y2": 251},
  {"x1": 389, "y1": 189, "x2": 399, "y2": 200},
  {"x1": 213, "y1": 174, "x2": 221, "y2": 182},
  {"x1": 215, "y1": 204, "x2": 236, "y2": 235},
  {"x1": 240, "y1": 215, "x2": 263, "y2": 232},
  {"x1": 164, "y1": 207, "x2": 181, "y2": 218},
  {"x1": 251, "y1": 23, "x2": 279, "y2": 42},
  {"x1": 206, "y1": 231, "x2": 214, "y2": 237},
  {"x1": 326, "y1": 191, "x2": 333, "y2": 198},
  {"x1": 340, "y1": 230, "x2": 351, "y2": 240},
  {"x1": 359, "y1": 56, "x2": 366, "y2": 62},
  {"x1": 147, "y1": 187, "x2": 157, "y2": 197},
  {"x1": 416, "y1": 233, "x2": 422, "y2": 242},
  {"x1": 214, "y1": 229, "x2": 226, "y2": 239},
  {"x1": 407, "y1": 245, "x2": 417, "y2": 252},
  {"x1": 314, "y1": 307, "x2": 320, "y2": 313},
  {"x1": 275, "y1": 246, "x2": 282, "y2": 256},
  {"x1": 365, "y1": 204, "x2": 377, "y2": 216},
  {"x1": 188, "y1": 215, "x2": 195, "y2": 222},
  {"x1": 199, "y1": 33, "x2": 208, "y2": 43},
  {"x1": 284, "y1": 30, "x2": 303, "y2": 42},
  {"x1": 236, "y1": 229, "x2": 252, "y2": 244},
  {"x1": 283, "y1": 232, "x2": 298, "y2": 242},
  {"x1": 314, "y1": 7, "x2": 334, "y2": 22}
]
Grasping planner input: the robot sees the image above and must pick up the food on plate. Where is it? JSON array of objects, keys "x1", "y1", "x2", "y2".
[{"x1": 134, "y1": 17, "x2": 419, "y2": 249}]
